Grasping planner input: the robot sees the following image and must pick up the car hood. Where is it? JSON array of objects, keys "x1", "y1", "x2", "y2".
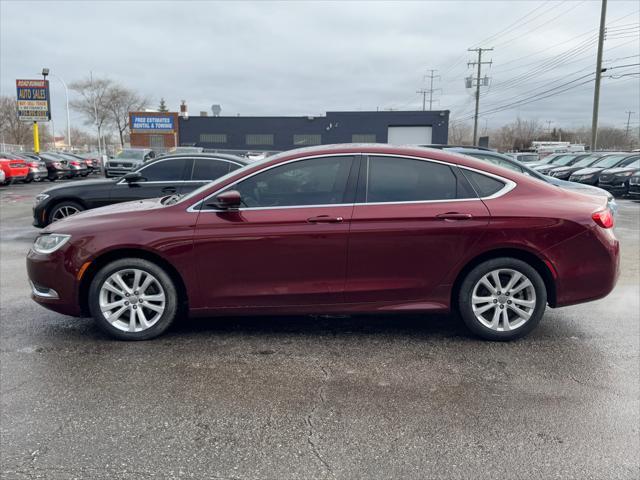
[
  {"x1": 44, "y1": 198, "x2": 164, "y2": 233},
  {"x1": 43, "y1": 178, "x2": 115, "y2": 194},
  {"x1": 602, "y1": 166, "x2": 638, "y2": 175},
  {"x1": 571, "y1": 167, "x2": 604, "y2": 175}
]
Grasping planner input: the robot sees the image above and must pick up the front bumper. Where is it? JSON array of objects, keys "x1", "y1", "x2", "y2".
[
  {"x1": 598, "y1": 181, "x2": 629, "y2": 196},
  {"x1": 26, "y1": 247, "x2": 83, "y2": 317}
]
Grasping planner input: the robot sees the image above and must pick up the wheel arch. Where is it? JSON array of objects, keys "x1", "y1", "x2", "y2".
[
  {"x1": 450, "y1": 247, "x2": 557, "y2": 310},
  {"x1": 78, "y1": 248, "x2": 189, "y2": 317},
  {"x1": 46, "y1": 197, "x2": 88, "y2": 223}
]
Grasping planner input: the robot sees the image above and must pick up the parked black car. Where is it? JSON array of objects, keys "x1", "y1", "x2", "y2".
[
  {"x1": 569, "y1": 153, "x2": 636, "y2": 185},
  {"x1": 532, "y1": 153, "x2": 589, "y2": 175},
  {"x1": 10, "y1": 153, "x2": 48, "y2": 182},
  {"x1": 25, "y1": 152, "x2": 71, "y2": 181},
  {"x1": 52, "y1": 152, "x2": 89, "y2": 177},
  {"x1": 546, "y1": 153, "x2": 607, "y2": 180},
  {"x1": 33, "y1": 153, "x2": 248, "y2": 227},
  {"x1": 597, "y1": 155, "x2": 640, "y2": 196},
  {"x1": 628, "y1": 171, "x2": 640, "y2": 197}
]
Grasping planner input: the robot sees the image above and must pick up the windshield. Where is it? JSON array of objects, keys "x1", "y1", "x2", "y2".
[
  {"x1": 619, "y1": 157, "x2": 639, "y2": 168},
  {"x1": 548, "y1": 155, "x2": 575, "y2": 165},
  {"x1": 116, "y1": 149, "x2": 146, "y2": 160},
  {"x1": 517, "y1": 154, "x2": 539, "y2": 162},
  {"x1": 594, "y1": 155, "x2": 628, "y2": 168},
  {"x1": 571, "y1": 155, "x2": 601, "y2": 167}
]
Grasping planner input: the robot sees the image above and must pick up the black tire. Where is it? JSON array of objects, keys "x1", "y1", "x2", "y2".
[
  {"x1": 24, "y1": 178, "x2": 33, "y2": 183},
  {"x1": 48, "y1": 201, "x2": 84, "y2": 224},
  {"x1": 458, "y1": 257, "x2": 547, "y2": 341},
  {"x1": 88, "y1": 258, "x2": 178, "y2": 340},
  {"x1": 48, "y1": 177, "x2": 57, "y2": 182}
]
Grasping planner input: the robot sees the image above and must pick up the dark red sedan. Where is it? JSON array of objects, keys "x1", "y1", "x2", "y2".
[{"x1": 27, "y1": 145, "x2": 620, "y2": 341}]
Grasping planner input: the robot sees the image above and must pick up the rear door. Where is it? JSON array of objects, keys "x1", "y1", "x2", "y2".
[
  {"x1": 192, "y1": 155, "x2": 359, "y2": 308},
  {"x1": 345, "y1": 155, "x2": 491, "y2": 304},
  {"x1": 110, "y1": 157, "x2": 190, "y2": 203}
]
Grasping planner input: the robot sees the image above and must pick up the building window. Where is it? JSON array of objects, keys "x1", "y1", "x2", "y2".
[
  {"x1": 149, "y1": 135, "x2": 165, "y2": 149},
  {"x1": 352, "y1": 134, "x2": 376, "y2": 143},
  {"x1": 246, "y1": 134, "x2": 274, "y2": 146},
  {"x1": 199, "y1": 133, "x2": 227, "y2": 144},
  {"x1": 293, "y1": 134, "x2": 322, "y2": 146}
]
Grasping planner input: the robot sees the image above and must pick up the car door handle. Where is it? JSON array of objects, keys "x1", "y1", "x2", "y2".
[
  {"x1": 161, "y1": 186, "x2": 177, "y2": 194},
  {"x1": 307, "y1": 215, "x2": 344, "y2": 224},
  {"x1": 436, "y1": 212, "x2": 473, "y2": 220}
]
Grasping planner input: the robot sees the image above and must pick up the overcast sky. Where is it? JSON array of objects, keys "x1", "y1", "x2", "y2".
[{"x1": 1, "y1": 0, "x2": 638, "y2": 137}]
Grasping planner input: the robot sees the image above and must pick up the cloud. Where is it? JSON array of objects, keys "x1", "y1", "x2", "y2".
[{"x1": 1, "y1": 0, "x2": 638, "y2": 136}]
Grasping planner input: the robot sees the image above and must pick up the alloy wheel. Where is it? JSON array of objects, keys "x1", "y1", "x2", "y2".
[
  {"x1": 98, "y1": 268, "x2": 166, "y2": 333},
  {"x1": 470, "y1": 268, "x2": 536, "y2": 332},
  {"x1": 51, "y1": 205, "x2": 80, "y2": 222}
]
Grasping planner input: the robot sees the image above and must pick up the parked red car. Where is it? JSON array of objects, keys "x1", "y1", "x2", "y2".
[
  {"x1": 0, "y1": 154, "x2": 29, "y2": 185},
  {"x1": 26, "y1": 145, "x2": 619, "y2": 341}
]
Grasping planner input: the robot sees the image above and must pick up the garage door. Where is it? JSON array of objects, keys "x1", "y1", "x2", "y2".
[{"x1": 387, "y1": 126, "x2": 432, "y2": 145}]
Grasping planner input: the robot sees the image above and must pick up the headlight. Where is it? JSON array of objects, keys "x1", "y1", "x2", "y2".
[
  {"x1": 34, "y1": 193, "x2": 49, "y2": 205},
  {"x1": 616, "y1": 171, "x2": 634, "y2": 177},
  {"x1": 32, "y1": 234, "x2": 71, "y2": 254}
]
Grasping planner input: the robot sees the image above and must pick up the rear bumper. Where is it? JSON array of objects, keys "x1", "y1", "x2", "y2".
[
  {"x1": 27, "y1": 169, "x2": 48, "y2": 181},
  {"x1": 544, "y1": 227, "x2": 619, "y2": 307}
]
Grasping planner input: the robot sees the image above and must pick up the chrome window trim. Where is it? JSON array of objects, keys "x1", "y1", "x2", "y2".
[
  {"x1": 187, "y1": 152, "x2": 517, "y2": 213},
  {"x1": 116, "y1": 156, "x2": 243, "y2": 185}
]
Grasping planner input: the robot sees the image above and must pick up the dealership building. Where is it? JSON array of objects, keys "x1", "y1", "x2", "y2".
[{"x1": 129, "y1": 109, "x2": 449, "y2": 152}]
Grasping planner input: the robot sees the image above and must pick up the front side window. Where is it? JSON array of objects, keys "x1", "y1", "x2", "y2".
[
  {"x1": 138, "y1": 159, "x2": 185, "y2": 181},
  {"x1": 366, "y1": 156, "x2": 458, "y2": 203},
  {"x1": 191, "y1": 159, "x2": 231, "y2": 181},
  {"x1": 619, "y1": 156, "x2": 639, "y2": 168},
  {"x1": 232, "y1": 156, "x2": 354, "y2": 208}
]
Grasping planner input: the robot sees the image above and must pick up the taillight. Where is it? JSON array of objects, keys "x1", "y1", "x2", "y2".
[
  {"x1": 29, "y1": 162, "x2": 39, "y2": 167},
  {"x1": 71, "y1": 161, "x2": 80, "y2": 166},
  {"x1": 592, "y1": 209, "x2": 614, "y2": 229}
]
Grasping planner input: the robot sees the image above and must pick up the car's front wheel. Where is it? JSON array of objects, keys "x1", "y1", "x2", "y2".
[
  {"x1": 88, "y1": 258, "x2": 178, "y2": 340},
  {"x1": 458, "y1": 258, "x2": 547, "y2": 341},
  {"x1": 48, "y1": 201, "x2": 84, "y2": 223}
]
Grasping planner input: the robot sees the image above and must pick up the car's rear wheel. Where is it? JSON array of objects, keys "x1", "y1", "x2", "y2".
[
  {"x1": 49, "y1": 201, "x2": 84, "y2": 223},
  {"x1": 88, "y1": 258, "x2": 178, "y2": 340},
  {"x1": 458, "y1": 258, "x2": 547, "y2": 341}
]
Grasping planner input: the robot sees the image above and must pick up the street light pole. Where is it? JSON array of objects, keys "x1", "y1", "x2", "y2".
[{"x1": 43, "y1": 68, "x2": 72, "y2": 149}]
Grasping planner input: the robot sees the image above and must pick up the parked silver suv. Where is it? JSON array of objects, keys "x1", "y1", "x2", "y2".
[{"x1": 105, "y1": 148, "x2": 156, "y2": 177}]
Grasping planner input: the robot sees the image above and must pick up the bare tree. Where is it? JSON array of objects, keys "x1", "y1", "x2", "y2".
[
  {"x1": 103, "y1": 86, "x2": 148, "y2": 147},
  {"x1": 495, "y1": 117, "x2": 543, "y2": 151},
  {"x1": 69, "y1": 76, "x2": 113, "y2": 148},
  {"x1": 0, "y1": 96, "x2": 32, "y2": 146},
  {"x1": 448, "y1": 122, "x2": 473, "y2": 145}
]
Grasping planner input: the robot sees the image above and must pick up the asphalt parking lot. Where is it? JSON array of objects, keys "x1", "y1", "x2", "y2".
[{"x1": 1, "y1": 180, "x2": 639, "y2": 480}]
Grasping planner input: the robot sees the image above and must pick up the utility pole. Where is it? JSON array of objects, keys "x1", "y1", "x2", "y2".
[
  {"x1": 625, "y1": 111, "x2": 634, "y2": 137},
  {"x1": 590, "y1": 0, "x2": 607, "y2": 151},
  {"x1": 468, "y1": 48, "x2": 493, "y2": 146},
  {"x1": 416, "y1": 89, "x2": 428, "y2": 111},
  {"x1": 424, "y1": 69, "x2": 441, "y2": 110}
]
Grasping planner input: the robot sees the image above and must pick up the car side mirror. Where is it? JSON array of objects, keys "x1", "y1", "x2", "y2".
[
  {"x1": 123, "y1": 171, "x2": 144, "y2": 183},
  {"x1": 207, "y1": 190, "x2": 242, "y2": 210}
]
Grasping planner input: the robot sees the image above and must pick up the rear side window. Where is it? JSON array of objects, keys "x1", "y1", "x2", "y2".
[
  {"x1": 139, "y1": 159, "x2": 185, "y2": 181},
  {"x1": 192, "y1": 159, "x2": 231, "y2": 181},
  {"x1": 462, "y1": 170, "x2": 506, "y2": 197},
  {"x1": 366, "y1": 156, "x2": 458, "y2": 202}
]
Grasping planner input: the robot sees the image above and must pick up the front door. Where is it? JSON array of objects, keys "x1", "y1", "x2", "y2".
[
  {"x1": 192, "y1": 155, "x2": 358, "y2": 308},
  {"x1": 345, "y1": 155, "x2": 491, "y2": 304}
]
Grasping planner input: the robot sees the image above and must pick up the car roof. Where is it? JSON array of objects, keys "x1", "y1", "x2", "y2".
[
  {"x1": 420, "y1": 144, "x2": 494, "y2": 151},
  {"x1": 145, "y1": 152, "x2": 249, "y2": 165}
]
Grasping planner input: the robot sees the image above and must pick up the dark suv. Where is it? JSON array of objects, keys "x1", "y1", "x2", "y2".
[{"x1": 106, "y1": 149, "x2": 156, "y2": 177}]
